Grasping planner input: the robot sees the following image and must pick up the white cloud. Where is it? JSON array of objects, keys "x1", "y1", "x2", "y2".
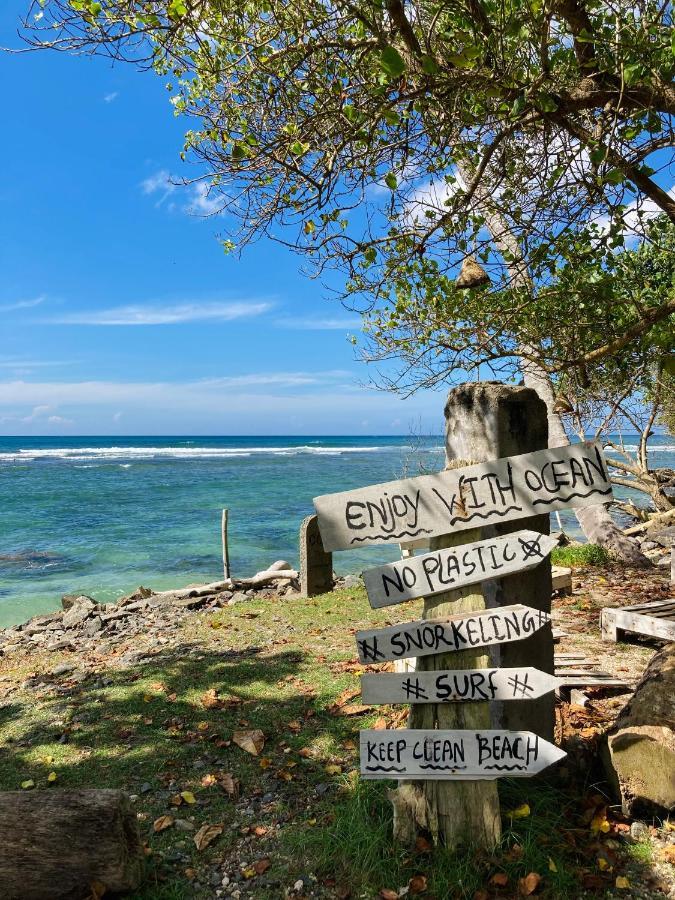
[
  {"x1": 276, "y1": 316, "x2": 363, "y2": 330},
  {"x1": 47, "y1": 415, "x2": 74, "y2": 425},
  {"x1": 45, "y1": 300, "x2": 272, "y2": 326},
  {"x1": 0, "y1": 295, "x2": 46, "y2": 312},
  {"x1": 0, "y1": 357, "x2": 76, "y2": 369},
  {"x1": 141, "y1": 170, "x2": 177, "y2": 206},
  {"x1": 113, "y1": 412, "x2": 123, "y2": 423},
  {"x1": 21, "y1": 404, "x2": 52, "y2": 423},
  {"x1": 186, "y1": 182, "x2": 224, "y2": 216},
  {"x1": 103, "y1": 91, "x2": 119, "y2": 103},
  {"x1": 198, "y1": 371, "x2": 348, "y2": 388}
]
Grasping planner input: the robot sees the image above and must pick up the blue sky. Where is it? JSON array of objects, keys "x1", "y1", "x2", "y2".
[{"x1": 0, "y1": 3, "x2": 448, "y2": 436}]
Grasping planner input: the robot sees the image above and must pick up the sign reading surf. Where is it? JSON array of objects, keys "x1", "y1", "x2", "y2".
[
  {"x1": 360, "y1": 729, "x2": 566, "y2": 780},
  {"x1": 363, "y1": 530, "x2": 557, "y2": 608},
  {"x1": 313, "y1": 441, "x2": 611, "y2": 552},
  {"x1": 355, "y1": 604, "x2": 550, "y2": 664},
  {"x1": 361, "y1": 667, "x2": 560, "y2": 704}
]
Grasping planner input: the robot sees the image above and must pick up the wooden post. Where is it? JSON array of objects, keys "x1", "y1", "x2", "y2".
[
  {"x1": 445, "y1": 382, "x2": 553, "y2": 739},
  {"x1": 222, "y1": 509, "x2": 230, "y2": 580},
  {"x1": 391, "y1": 382, "x2": 550, "y2": 849},
  {"x1": 300, "y1": 514, "x2": 333, "y2": 597}
]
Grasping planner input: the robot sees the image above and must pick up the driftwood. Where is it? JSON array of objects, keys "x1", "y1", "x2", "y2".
[
  {"x1": 0, "y1": 789, "x2": 143, "y2": 900},
  {"x1": 603, "y1": 643, "x2": 675, "y2": 816},
  {"x1": 623, "y1": 508, "x2": 675, "y2": 536},
  {"x1": 146, "y1": 569, "x2": 300, "y2": 604}
]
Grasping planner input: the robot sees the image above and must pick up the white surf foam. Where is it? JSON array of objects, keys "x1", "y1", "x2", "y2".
[{"x1": 0, "y1": 444, "x2": 385, "y2": 463}]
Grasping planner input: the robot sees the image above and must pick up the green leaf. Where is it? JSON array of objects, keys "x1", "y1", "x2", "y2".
[
  {"x1": 604, "y1": 168, "x2": 625, "y2": 185},
  {"x1": 421, "y1": 55, "x2": 439, "y2": 75},
  {"x1": 231, "y1": 142, "x2": 250, "y2": 161},
  {"x1": 303, "y1": 220, "x2": 315, "y2": 235},
  {"x1": 379, "y1": 46, "x2": 406, "y2": 79},
  {"x1": 536, "y1": 93, "x2": 558, "y2": 113},
  {"x1": 384, "y1": 172, "x2": 398, "y2": 190},
  {"x1": 168, "y1": 0, "x2": 187, "y2": 20},
  {"x1": 381, "y1": 108, "x2": 400, "y2": 126},
  {"x1": 289, "y1": 140, "x2": 309, "y2": 157},
  {"x1": 623, "y1": 62, "x2": 642, "y2": 85}
]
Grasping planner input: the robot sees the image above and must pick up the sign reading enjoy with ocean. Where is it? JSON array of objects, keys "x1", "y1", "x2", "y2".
[
  {"x1": 314, "y1": 440, "x2": 611, "y2": 552},
  {"x1": 312, "y1": 438, "x2": 613, "y2": 785}
]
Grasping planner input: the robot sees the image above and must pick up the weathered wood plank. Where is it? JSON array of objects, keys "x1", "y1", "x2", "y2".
[
  {"x1": 551, "y1": 566, "x2": 573, "y2": 594},
  {"x1": 355, "y1": 604, "x2": 551, "y2": 664},
  {"x1": 361, "y1": 667, "x2": 561, "y2": 704},
  {"x1": 314, "y1": 441, "x2": 612, "y2": 551},
  {"x1": 360, "y1": 729, "x2": 566, "y2": 780},
  {"x1": 363, "y1": 531, "x2": 557, "y2": 609},
  {"x1": 615, "y1": 599, "x2": 675, "y2": 614},
  {"x1": 601, "y1": 607, "x2": 675, "y2": 643}
]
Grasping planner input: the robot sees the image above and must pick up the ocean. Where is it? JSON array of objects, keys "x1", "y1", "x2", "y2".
[{"x1": 0, "y1": 434, "x2": 672, "y2": 627}]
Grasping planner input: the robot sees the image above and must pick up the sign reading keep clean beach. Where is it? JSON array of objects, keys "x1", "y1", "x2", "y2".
[{"x1": 314, "y1": 441, "x2": 612, "y2": 552}]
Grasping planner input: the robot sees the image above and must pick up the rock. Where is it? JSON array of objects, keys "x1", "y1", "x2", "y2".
[
  {"x1": 603, "y1": 642, "x2": 675, "y2": 815},
  {"x1": 62, "y1": 598, "x2": 96, "y2": 630},
  {"x1": 656, "y1": 554, "x2": 671, "y2": 568},
  {"x1": 139, "y1": 783, "x2": 152, "y2": 794},
  {"x1": 630, "y1": 821, "x2": 650, "y2": 841},
  {"x1": 268, "y1": 560, "x2": 292, "y2": 572},
  {"x1": 172, "y1": 595, "x2": 210, "y2": 610},
  {"x1": 640, "y1": 540, "x2": 659, "y2": 552},
  {"x1": 341, "y1": 574, "x2": 362, "y2": 589},
  {"x1": 51, "y1": 663, "x2": 75, "y2": 677},
  {"x1": 61, "y1": 594, "x2": 95, "y2": 612},
  {"x1": 83, "y1": 617, "x2": 103, "y2": 637},
  {"x1": 47, "y1": 637, "x2": 75, "y2": 652},
  {"x1": 228, "y1": 592, "x2": 248, "y2": 605},
  {"x1": 174, "y1": 819, "x2": 195, "y2": 832}
]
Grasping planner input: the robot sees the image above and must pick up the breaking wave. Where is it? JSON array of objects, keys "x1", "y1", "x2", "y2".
[{"x1": 0, "y1": 444, "x2": 385, "y2": 463}]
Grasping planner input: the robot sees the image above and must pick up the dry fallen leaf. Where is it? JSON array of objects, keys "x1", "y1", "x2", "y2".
[
  {"x1": 415, "y1": 836, "x2": 432, "y2": 854},
  {"x1": 408, "y1": 874, "x2": 427, "y2": 895},
  {"x1": 218, "y1": 773, "x2": 240, "y2": 798},
  {"x1": 518, "y1": 872, "x2": 541, "y2": 896},
  {"x1": 201, "y1": 689, "x2": 222, "y2": 709},
  {"x1": 253, "y1": 858, "x2": 271, "y2": 875},
  {"x1": 490, "y1": 872, "x2": 508, "y2": 887},
  {"x1": 21, "y1": 779, "x2": 34, "y2": 790},
  {"x1": 547, "y1": 858, "x2": 557, "y2": 873},
  {"x1": 615, "y1": 876, "x2": 630, "y2": 889},
  {"x1": 180, "y1": 791, "x2": 196, "y2": 805},
  {"x1": 233, "y1": 729, "x2": 265, "y2": 756},
  {"x1": 508, "y1": 803, "x2": 531, "y2": 819},
  {"x1": 47, "y1": 772, "x2": 57, "y2": 783},
  {"x1": 590, "y1": 808, "x2": 611, "y2": 834},
  {"x1": 473, "y1": 892, "x2": 488, "y2": 900},
  {"x1": 194, "y1": 823, "x2": 223, "y2": 851},
  {"x1": 325, "y1": 764, "x2": 342, "y2": 775},
  {"x1": 153, "y1": 815, "x2": 175, "y2": 833},
  {"x1": 378, "y1": 890, "x2": 399, "y2": 900},
  {"x1": 662, "y1": 846, "x2": 675, "y2": 864},
  {"x1": 259, "y1": 757, "x2": 272, "y2": 770},
  {"x1": 201, "y1": 773, "x2": 217, "y2": 788}
]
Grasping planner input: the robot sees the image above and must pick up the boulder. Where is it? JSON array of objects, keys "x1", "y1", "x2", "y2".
[
  {"x1": 603, "y1": 642, "x2": 675, "y2": 816},
  {"x1": 61, "y1": 594, "x2": 95, "y2": 612},
  {"x1": 62, "y1": 598, "x2": 96, "y2": 630}
]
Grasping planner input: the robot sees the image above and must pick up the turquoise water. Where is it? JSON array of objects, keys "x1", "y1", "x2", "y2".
[{"x1": 0, "y1": 434, "x2": 672, "y2": 627}]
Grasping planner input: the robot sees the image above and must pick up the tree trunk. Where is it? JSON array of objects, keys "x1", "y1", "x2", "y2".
[
  {"x1": 521, "y1": 359, "x2": 652, "y2": 567},
  {"x1": 0, "y1": 789, "x2": 143, "y2": 900},
  {"x1": 390, "y1": 527, "x2": 501, "y2": 849},
  {"x1": 602, "y1": 643, "x2": 675, "y2": 816},
  {"x1": 453, "y1": 161, "x2": 651, "y2": 567}
]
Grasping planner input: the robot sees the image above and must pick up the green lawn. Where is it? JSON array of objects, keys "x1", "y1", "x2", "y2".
[{"x1": 0, "y1": 586, "x2": 651, "y2": 898}]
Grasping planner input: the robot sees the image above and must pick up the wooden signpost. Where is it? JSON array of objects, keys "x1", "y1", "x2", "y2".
[
  {"x1": 361, "y1": 667, "x2": 561, "y2": 704},
  {"x1": 356, "y1": 604, "x2": 551, "y2": 664},
  {"x1": 311, "y1": 383, "x2": 614, "y2": 849},
  {"x1": 363, "y1": 530, "x2": 558, "y2": 608},
  {"x1": 314, "y1": 440, "x2": 611, "y2": 552},
  {"x1": 360, "y1": 729, "x2": 566, "y2": 780}
]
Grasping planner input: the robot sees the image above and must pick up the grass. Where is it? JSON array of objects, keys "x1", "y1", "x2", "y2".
[
  {"x1": 0, "y1": 584, "x2": 653, "y2": 898},
  {"x1": 551, "y1": 544, "x2": 612, "y2": 567}
]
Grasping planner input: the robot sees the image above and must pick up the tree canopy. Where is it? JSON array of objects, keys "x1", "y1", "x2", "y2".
[{"x1": 24, "y1": 0, "x2": 675, "y2": 383}]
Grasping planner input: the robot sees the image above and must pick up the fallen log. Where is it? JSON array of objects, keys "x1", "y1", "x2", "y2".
[
  {"x1": 602, "y1": 643, "x2": 675, "y2": 816},
  {"x1": 0, "y1": 789, "x2": 143, "y2": 899},
  {"x1": 623, "y1": 508, "x2": 675, "y2": 536}
]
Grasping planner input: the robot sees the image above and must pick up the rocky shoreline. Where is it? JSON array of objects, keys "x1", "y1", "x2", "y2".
[{"x1": 0, "y1": 562, "x2": 354, "y2": 667}]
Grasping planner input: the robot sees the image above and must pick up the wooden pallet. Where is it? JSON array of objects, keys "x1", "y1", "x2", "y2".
[
  {"x1": 601, "y1": 598, "x2": 675, "y2": 643},
  {"x1": 554, "y1": 653, "x2": 630, "y2": 690}
]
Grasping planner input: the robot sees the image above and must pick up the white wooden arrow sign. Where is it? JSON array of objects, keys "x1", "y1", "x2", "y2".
[
  {"x1": 363, "y1": 530, "x2": 557, "y2": 609},
  {"x1": 361, "y1": 667, "x2": 561, "y2": 704},
  {"x1": 360, "y1": 729, "x2": 566, "y2": 779},
  {"x1": 314, "y1": 441, "x2": 611, "y2": 551},
  {"x1": 356, "y1": 603, "x2": 550, "y2": 664}
]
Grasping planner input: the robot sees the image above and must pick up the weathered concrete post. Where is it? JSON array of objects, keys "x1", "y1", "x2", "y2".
[
  {"x1": 391, "y1": 382, "x2": 551, "y2": 849},
  {"x1": 300, "y1": 514, "x2": 333, "y2": 597}
]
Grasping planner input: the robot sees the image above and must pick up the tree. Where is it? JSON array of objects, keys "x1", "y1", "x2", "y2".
[
  {"x1": 23, "y1": 0, "x2": 675, "y2": 380},
  {"x1": 22, "y1": 0, "x2": 673, "y2": 562}
]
